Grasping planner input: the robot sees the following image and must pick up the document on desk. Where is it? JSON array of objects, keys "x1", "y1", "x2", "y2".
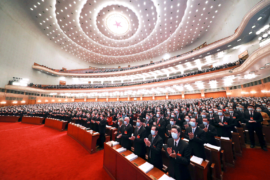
[
  {"x1": 204, "y1": 143, "x2": 221, "y2": 151},
  {"x1": 110, "y1": 141, "x2": 119, "y2": 146},
  {"x1": 125, "y1": 153, "x2": 138, "y2": 161},
  {"x1": 158, "y1": 174, "x2": 175, "y2": 180},
  {"x1": 190, "y1": 156, "x2": 203, "y2": 165},
  {"x1": 138, "y1": 162, "x2": 154, "y2": 173},
  {"x1": 93, "y1": 132, "x2": 99, "y2": 135},
  {"x1": 220, "y1": 137, "x2": 230, "y2": 140},
  {"x1": 183, "y1": 138, "x2": 189, "y2": 142},
  {"x1": 116, "y1": 147, "x2": 127, "y2": 153},
  {"x1": 106, "y1": 125, "x2": 112, "y2": 128}
]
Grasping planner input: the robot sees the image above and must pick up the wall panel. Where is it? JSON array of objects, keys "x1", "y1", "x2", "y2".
[
  {"x1": 185, "y1": 93, "x2": 201, "y2": 99},
  {"x1": 205, "y1": 91, "x2": 227, "y2": 98},
  {"x1": 156, "y1": 96, "x2": 166, "y2": 100},
  {"x1": 168, "y1": 95, "x2": 182, "y2": 100}
]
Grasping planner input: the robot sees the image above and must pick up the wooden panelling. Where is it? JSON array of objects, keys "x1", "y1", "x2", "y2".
[
  {"x1": 98, "y1": 98, "x2": 107, "y2": 102},
  {"x1": 86, "y1": 99, "x2": 96, "y2": 102},
  {"x1": 227, "y1": 82, "x2": 270, "y2": 97},
  {"x1": 75, "y1": 99, "x2": 85, "y2": 102},
  {"x1": 119, "y1": 98, "x2": 128, "y2": 101},
  {"x1": 142, "y1": 97, "x2": 153, "y2": 101},
  {"x1": 108, "y1": 98, "x2": 117, "y2": 102},
  {"x1": 156, "y1": 96, "x2": 166, "y2": 100},
  {"x1": 185, "y1": 93, "x2": 201, "y2": 99},
  {"x1": 205, "y1": 91, "x2": 227, "y2": 98},
  {"x1": 168, "y1": 95, "x2": 182, "y2": 99}
]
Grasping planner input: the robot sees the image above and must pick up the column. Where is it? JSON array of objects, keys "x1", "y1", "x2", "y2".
[
  {"x1": 182, "y1": 91, "x2": 185, "y2": 99},
  {"x1": 201, "y1": 90, "x2": 205, "y2": 98}
]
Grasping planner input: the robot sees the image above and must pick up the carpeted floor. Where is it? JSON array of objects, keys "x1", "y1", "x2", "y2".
[
  {"x1": 0, "y1": 122, "x2": 112, "y2": 180},
  {"x1": 0, "y1": 122, "x2": 269, "y2": 180}
]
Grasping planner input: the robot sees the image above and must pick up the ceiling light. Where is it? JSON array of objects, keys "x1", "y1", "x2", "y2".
[{"x1": 258, "y1": 17, "x2": 262, "y2": 21}]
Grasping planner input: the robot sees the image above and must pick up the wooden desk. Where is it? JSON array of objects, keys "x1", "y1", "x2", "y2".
[
  {"x1": 67, "y1": 123, "x2": 100, "y2": 154},
  {"x1": 106, "y1": 126, "x2": 117, "y2": 141},
  {"x1": 204, "y1": 146, "x2": 223, "y2": 180},
  {"x1": 231, "y1": 132, "x2": 242, "y2": 156},
  {"x1": 215, "y1": 137, "x2": 235, "y2": 167},
  {"x1": 262, "y1": 125, "x2": 270, "y2": 146},
  {"x1": 104, "y1": 143, "x2": 165, "y2": 180},
  {"x1": 0, "y1": 115, "x2": 20, "y2": 122},
  {"x1": 190, "y1": 158, "x2": 209, "y2": 180},
  {"x1": 236, "y1": 127, "x2": 246, "y2": 148},
  {"x1": 45, "y1": 118, "x2": 67, "y2": 131},
  {"x1": 21, "y1": 116, "x2": 43, "y2": 125}
]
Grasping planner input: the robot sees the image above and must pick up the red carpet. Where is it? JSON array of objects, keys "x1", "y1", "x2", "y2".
[
  {"x1": 224, "y1": 147, "x2": 270, "y2": 180},
  {"x1": 0, "y1": 122, "x2": 112, "y2": 180},
  {"x1": 1, "y1": 122, "x2": 269, "y2": 180}
]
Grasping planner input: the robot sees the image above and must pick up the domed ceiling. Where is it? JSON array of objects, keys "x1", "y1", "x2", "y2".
[{"x1": 28, "y1": 0, "x2": 227, "y2": 64}]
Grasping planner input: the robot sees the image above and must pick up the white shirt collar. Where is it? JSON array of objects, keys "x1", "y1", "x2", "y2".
[{"x1": 174, "y1": 137, "x2": 180, "y2": 146}]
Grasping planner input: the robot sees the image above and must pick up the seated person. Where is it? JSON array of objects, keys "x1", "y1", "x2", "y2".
[
  {"x1": 185, "y1": 118, "x2": 206, "y2": 159},
  {"x1": 165, "y1": 125, "x2": 191, "y2": 180},
  {"x1": 144, "y1": 125, "x2": 163, "y2": 170}
]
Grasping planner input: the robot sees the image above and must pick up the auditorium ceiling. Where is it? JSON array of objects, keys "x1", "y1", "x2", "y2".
[{"x1": 22, "y1": 0, "x2": 264, "y2": 65}]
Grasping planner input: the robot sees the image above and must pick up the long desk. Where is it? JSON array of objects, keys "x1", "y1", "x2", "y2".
[
  {"x1": 21, "y1": 116, "x2": 43, "y2": 125},
  {"x1": 103, "y1": 143, "x2": 165, "y2": 180},
  {"x1": 67, "y1": 123, "x2": 100, "y2": 154},
  {"x1": 45, "y1": 118, "x2": 67, "y2": 131},
  {"x1": 0, "y1": 115, "x2": 20, "y2": 122},
  {"x1": 105, "y1": 126, "x2": 117, "y2": 141}
]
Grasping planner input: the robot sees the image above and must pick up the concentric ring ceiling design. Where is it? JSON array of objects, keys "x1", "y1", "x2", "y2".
[{"x1": 29, "y1": 0, "x2": 223, "y2": 64}]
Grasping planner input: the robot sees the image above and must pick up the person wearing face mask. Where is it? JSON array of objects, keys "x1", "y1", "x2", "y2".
[
  {"x1": 244, "y1": 105, "x2": 267, "y2": 151},
  {"x1": 115, "y1": 118, "x2": 124, "y2": 144},
  {"x1": 165, "y1": 125, "x2": 191, "y2": 180},
  {"x1": 199, "y1": 118, "x2": 217, "y2": 146},
  {"x1": 119, "y1": 117, "x2": 133, "y2": 150},
  {"x1": 184, "y1": 118, "x2": 205, "y2": 159},
  {"x1": 153, "y1": 111, "x2": 166, "y2": 142},
  {"x1": 97, "y1": 114, "x2": 107, "y2": 150},
  {"x1": 165, "y1": 117, "x2": 176, "y2": 140},
  {"x1": 183, "y1": 116, "x2": 191, "y2": 131},
  {"x1": 143, "y1": 114, "x2": 154, "y2": 137},
  {"x1": 214, "y1": 110, "x2": 232, "y2": 138},
  {"x1": 256, "y1": 107, "x2": 269, "y2": 125},
  {"x1": 207, "y1": 109, "x2": 217, "y2": 126},
  {"x1": 144, "y1": 125, "x2": 163, "y2": 170},
  {"x1": 129, "y1": 119, "x2": 147, "y2": 159},
  {"x1": 196, "y1": 112, "x2": 206, "y2": 125}
]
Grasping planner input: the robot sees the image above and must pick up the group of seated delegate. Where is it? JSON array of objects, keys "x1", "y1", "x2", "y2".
[
  {"x1": 1, "y1": 97, "x2": 269, "y2": 180},
  {"x1": 30, "y1": 59, "x2": 244, "y2": 90}
]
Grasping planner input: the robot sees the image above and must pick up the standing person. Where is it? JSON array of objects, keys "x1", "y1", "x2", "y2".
[
  {"x1": 97, "y1": 114, "x2": 107, "y2": 150},
  {"x1": 119, "y1": 117, "x2": 133, "y2": 150},
  {"x1": 165, "y1": 125, "x2": 191, "y2": 180},
  {"x1": 244, "y1": 105, "x2": 267, "y2": 151},
  {"x1": 199, "y1": 118, "x2": 217, "y2": 146},
  {"x1": 115, "y1": 118, "x2": 124, "y2": 144},
  {"x1": 144, "y1": 125, "x2": 163, "y2": 170}
]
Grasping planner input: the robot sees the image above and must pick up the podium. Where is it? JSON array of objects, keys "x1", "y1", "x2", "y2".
[
  {"x1": 0, "y1": 115, "x2": 20, "y2": 122},
  {"x1": 21, "y1": 116, "x2": 43, "y2": 125},
  {"x1": 45, "y1": 118, "x2": 67, "y2": 131},
  {"x1": 67, "y1": 123, "x2": 100, "y2": 154}
]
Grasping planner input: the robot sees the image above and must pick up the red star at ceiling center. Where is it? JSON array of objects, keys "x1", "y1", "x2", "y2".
[{"x1": 114, "y1": 21, "x2": 122, "y2": 28}]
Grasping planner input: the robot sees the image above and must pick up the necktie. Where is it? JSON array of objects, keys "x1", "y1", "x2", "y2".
[
  {"x1": 175, "y1": 141, "x2": 177, "y2": 147},
  {"x1": 192, "y1": 128, "x2": 194, "y2": 134}
]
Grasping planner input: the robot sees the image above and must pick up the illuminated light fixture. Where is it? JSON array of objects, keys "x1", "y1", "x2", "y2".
[
  {"x1": 217, "y1": 51, "x2": 224, "y2": 58},
  {"x1": 37, "y1": 100, "x2": 41, "y2": 103},
  {"x1": 250, "y1": 91, "x2": 257, "y2": 94},
  {"x1": 21, "y1": 101, "x2": 26, "y2": 103},
  {"x1": 258, "y1": 17, "x2": 262, "y2": 21},
  {"x1": 65, "y1": 99, "x2": 68, "y2": 101},
  {"x1": 263, "y1": 33, "x2": 268, "y2": 38},
  {"x1": 244, "y1": 73, "x2": 256, "y2": 79},
  {"x1": 237, "y1": 39, "x2": 241, "y2": 42},
  {"x1": 184, "y1": 84, "x2": 193, "y2": 91},
  {"x1": 195, "y1": 81, "x2": 204, "y2": 90},
  {"x1": 258, "y1": 37, "x2": 262, "y2": 41},
  {"x1": 223, "y1": 75, "x2": 235, "y2": 86},
  {"x1": 50, "y1": 93, "x2": 57, "y2": 95},
  {"x1": 241, "y1": 91, "x2": 249, "y2": 94},
  {"x1": 13, "y1": 101, "x2": 18, "y2": 104},
  {"x1": 0, "y1": 101, "x2": 6, "y2": 104},
  {"x1": 260, "y1": 38, "x2": 270, "y2": 47},
  {"x1": 261, "y1": 90, "x2": 270, "y2": 93},
  {"x1": 260, "y1": 66, "x2": 265, "y2": 70},
  {"x1": 52, "y1": 99, "x2": 55, "y2": 102},
  {"x1": 226, "y1": 92, "x2": 232, "y2": 95},
  {"x1": 105, "y1": 13, "x2": 130, "y2": 36},
  {"x1": 209, "y1": 80, "x2": 217, "y2": 88},
  {"x1": 45, "y1": 100, "x2": 48, "y2": 102},
  {"x1": 58, "y1": 100, "x2": 62, "y2": 102}
]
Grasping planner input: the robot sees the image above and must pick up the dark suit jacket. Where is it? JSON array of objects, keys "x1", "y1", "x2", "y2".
[
  {"x1": 133, "y1": 126, "x2": 147, "y2": 158},
  {"x1": 244, "y1": 111, "x2": 263, "y2": 128},
  {"x1": 147, "y1": 134, "x2": 163, "y2": 170},
  {"x1": 214, "y1": 116, "x2": 232, "y2": 138},
  {"x1": 116, "y1": 125, "x2": 125, "y2": 144},
  {"x1": 165, "y1": 138, "x2": 191, "y2": 180},
  {"x1": 144, "y1": 118, "x2": 154, "y2": 137},
  {"x1": 199, "y1": 124, "x2": 217, "y2": 145},
  {"x1": 121, "y1": 124, "x2": 133, "y2": 150},
  {"x1": 98, "y1": 119, "x2": 107, "y2": 134},
  {"x1": 206, "y1": 113, "x2": 217, "y2": 126},
  {"x1": 154, "y1": 118, "x2": 166, "y2": 141},
  {"x1": 185, "y1": 127, "x2": 205, "y2": 159}
]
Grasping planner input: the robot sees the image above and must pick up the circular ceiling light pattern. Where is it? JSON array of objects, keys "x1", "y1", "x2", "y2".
[
  {"x1": 105, "y1": 13, "x2": 130, "y2": 36},
  {"x1": 96, "y1": 5, "x2": 139, "y2": 40}
]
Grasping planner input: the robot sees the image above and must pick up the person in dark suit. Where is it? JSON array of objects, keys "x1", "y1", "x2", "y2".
[
  {"x1": 144, "y1": 125, "x2": 163, "y2": 170},
  {"x1": 153, "y1": 111, "x2": 166, "y2": 142},
  {"x1": 206, "y1": 109, "x2": 217, "y2": 126},
  {"x1": 244, "y1": 105, "x2": 267, "y2": 151},
  {"x1": 185, "y1": 118, "x2": 205, "y2": 159},
  {"x1": 165, "y1": 117, "x2": 176, "y2": 139},
  {"x1": 115, "y1": 118, "x2": 124, "y2": 144},
  {"x1": 118, "y1": 117, "x2": 133, "y2": 150},
  {"x1": 129, "y1": 119, "x2": 147, "y2": 159},
  {"x1": 97, "y1": 114, "x2": 107, "y2": 149},
  {"x1": 214, "y1": 110, "x2": 232, "y2": 138},
  {"x1": 144, "y1": 114, "x2": 154, "y2": 137},
  {"x1": 199, "y1": 118, "x2": 217, "y2": 146},
  {"x1": 165, "y1": 125, "x2": 191, "y2": 180}
]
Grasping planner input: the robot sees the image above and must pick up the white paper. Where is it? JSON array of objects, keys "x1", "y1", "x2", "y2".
[
  {"x1": 158, "y1": 174, "x2": 175, "y2": 180},
  {"x1": 220, "y1": 136, "x2": 230, "y2": 140},
  {"x1": 110, "y1": 141, "x2": 119, "y2": 146},
  {"x1": 106, "y1": 125, "x2": 112, "y2": 128},
  {"x1": 204, "y1": 143, "x2": 221, "y2": 151},
  {"x1": 116, "y1": 147, "x2": 126, "y2": 153},
  {"x1": 125, "y1": 153, "x2": 138, "y2": 161},
  {"x1": 183, "y1": 138, "x2": 189, "y2": 142},
  {"x1": 138, "y1": 162, "x2": 154, "y2": 173},
  {"x1": 190, "y1": 156, "x2": 203, "y2": 165},
  {"x1": 93, "y1": 132, "x2": 99, "y2": 135}
]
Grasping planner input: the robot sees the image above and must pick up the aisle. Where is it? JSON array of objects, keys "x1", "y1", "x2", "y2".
[{"x1": 0, "y1": 122, "x2": 112, "y2": 180}]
